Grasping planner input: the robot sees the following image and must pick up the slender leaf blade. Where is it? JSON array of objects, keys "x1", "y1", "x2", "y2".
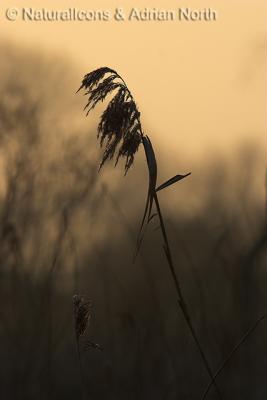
[{"x1": 156, "y1": 172, "x2": 191, "y2": 192}]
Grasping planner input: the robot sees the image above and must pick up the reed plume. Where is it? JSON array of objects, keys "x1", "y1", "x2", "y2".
[{"x1": 78, "y1": 67, "x2": 143, "y2": 173}]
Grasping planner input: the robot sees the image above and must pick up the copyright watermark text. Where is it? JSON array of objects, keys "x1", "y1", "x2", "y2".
[{"x1": 5, "y1": 7, "x2": 218, "y2": 22}]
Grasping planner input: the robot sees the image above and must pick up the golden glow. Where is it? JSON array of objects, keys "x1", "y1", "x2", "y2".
[{"x1": 0, "y1": 0, "x2": 266, "y2": 161}]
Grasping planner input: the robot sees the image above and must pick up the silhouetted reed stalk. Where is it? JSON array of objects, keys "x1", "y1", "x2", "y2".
[
  {"x1": 73, "y1": 294, "x2": 91, "y2": 400},
  {"x1": 78, "y1": 67, "x2": 222, "y2": 398},
  {"x1": 103, "y1": 184, "x2": 179, "y2": 383},
  {"x1": 45, "y1": 208, "x2": 69, "y2": 396},
  {"x1": 73, "y1": 294, "x2": 101, "y2": 399}
]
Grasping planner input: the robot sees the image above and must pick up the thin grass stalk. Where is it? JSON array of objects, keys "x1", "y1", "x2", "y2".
[
  {"x1": 74, "y1": 326, "x2": 87, "y2": 400},
  {"x1": 45, "y1": 210, "x2": 68, "y2": 397},
  {"x1": 103, "y1": 184, "x2": 179, "y2": 386},
  {"x1": 152, "y1": 189, "x2": 223, "y2": 400},
  {"x1": 201, "y1": 313, "x2": 267, "y2": 400}
]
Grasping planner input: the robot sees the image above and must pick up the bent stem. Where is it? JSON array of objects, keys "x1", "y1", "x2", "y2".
[
  {"x1": 153, "y1": 191, "x2": 223, "y2": 400},
  {"x1": 201, "y1": 314, "x2": 267, "y2": 400}
]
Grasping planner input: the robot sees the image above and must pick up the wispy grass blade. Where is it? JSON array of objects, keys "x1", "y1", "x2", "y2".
[
  {"x1": 134, "y1": 136, "x2": 158, "y2": 258},
  {"x1": 156, "y1": 172, "x2": 191, "y2": 192}
]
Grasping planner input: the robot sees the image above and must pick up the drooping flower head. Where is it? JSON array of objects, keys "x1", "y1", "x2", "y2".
[{"x1": 78, "y1": 67, "x2": 143, "y2": 174}]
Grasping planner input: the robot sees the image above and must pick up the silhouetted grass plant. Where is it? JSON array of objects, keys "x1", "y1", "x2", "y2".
[{"x1": 78, "y1": 67, "x2": 223, "y2": 398}]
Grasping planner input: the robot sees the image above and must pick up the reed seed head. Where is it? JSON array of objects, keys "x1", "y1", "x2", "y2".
[
  {"x1": 73, "y1": 294, "x2": 92, "y2": 340},
  {"x1": 78, "y1": 67, "x2": 143, "y2": 173}
]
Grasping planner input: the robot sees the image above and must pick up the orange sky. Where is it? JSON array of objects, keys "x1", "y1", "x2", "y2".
[{"x1": 1, "y1": 0, "x2": 266, "y2": 161}]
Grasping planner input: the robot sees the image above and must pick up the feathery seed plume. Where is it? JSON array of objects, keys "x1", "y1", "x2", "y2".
[{"x1": 78, "y1": 67, "x2": 143, "y2": 173}]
